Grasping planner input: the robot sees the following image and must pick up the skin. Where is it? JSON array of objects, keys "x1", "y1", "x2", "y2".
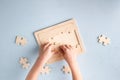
[{"x1": 26, "y1": 43, "x2": 83, "y2": 80}]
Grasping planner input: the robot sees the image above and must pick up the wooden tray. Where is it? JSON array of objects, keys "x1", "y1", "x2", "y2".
[{"x1": 34, "y1": 19, "x2": 85, "y2": 64}]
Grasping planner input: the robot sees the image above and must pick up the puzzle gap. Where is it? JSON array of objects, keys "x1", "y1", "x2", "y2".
[
  {"x1": 61, "y1": 32, "x2": 63, "y2": 34},
  {"x1": 51, "y1": 37, "x2": 54, "y2": 39},
  {"x1": 53, "y1": 42, "x2": 56, "y2": 45},
  {"x1": 68, "y1": 31, "x2": 70, "y2": 34}
]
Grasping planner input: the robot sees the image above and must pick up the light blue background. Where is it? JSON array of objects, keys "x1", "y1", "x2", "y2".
[{"x1": 0, "y1": 0, "x2": 120, "y2": 80}]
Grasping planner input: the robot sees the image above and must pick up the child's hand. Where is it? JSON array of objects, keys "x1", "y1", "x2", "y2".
[
  {"x1": 60, "y1": 45, "x2": 77, "y2": 64},
  {"x1": 60, "y1": 45, "x2": 83, "y2": 80},
  {"x1": 26, "y1": 44, "x2": 82, "y2": 80},
  {"x1": 26, "y1": 42, "x2": 55, "y2": 80},
  {"x1": 39, "y1": 42, "x2": 54, "y2": 63}
]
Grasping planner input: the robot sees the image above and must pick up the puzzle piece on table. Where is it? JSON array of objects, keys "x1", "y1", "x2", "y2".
[
  {"x1": 22, "y1": 63, "x2": 30, "y2": 69},
  {"x1": 19, "y1": 57, "x2": 30, "y2": 69},
  {"x1": 40, "y1": 66, "x2": 51, "y2": 74},
  {"x1": 16, "y1": 36, "x2": 27, "y2": 46},
  {"x1": 19, "y1": 57, "x2": 28, "y2": 65},
  {"x1": 62, "y1": 65, "x2": 71, "y2": 74},
  {"x1": 98, "y1": 35, "x2": 110, "y2": 46}
]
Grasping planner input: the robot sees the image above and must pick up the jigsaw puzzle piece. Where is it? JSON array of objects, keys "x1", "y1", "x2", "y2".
[
  {"x1": 62, "y1": 65, "x2": 71, "y2": 74},
  {"x1": 98, "y1": 35, "x2": 110, "y2": 46},
  {"x1": 16, "y1": 36, "x2": 27, "y2": 46}
]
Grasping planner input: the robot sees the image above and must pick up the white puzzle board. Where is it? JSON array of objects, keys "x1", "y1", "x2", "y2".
[{"x1": 34, "y1": 19, "x2": 85, "y2": 63}]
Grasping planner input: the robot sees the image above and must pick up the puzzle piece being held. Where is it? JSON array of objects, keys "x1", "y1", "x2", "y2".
[
  {"x1": 98, "y1": 35, "x2": 110, "y2": 46},
  {"x1": 16, "y1": 36, "x2": 27, "y2": 46},
  {"x1": 19, "y1": 57, "x2": 30, "y2": 69}
]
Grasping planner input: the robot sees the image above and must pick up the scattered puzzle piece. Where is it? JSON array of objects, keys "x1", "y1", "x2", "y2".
[
  {"x1": 98, "y1": 35, "x2": 110, "y2": 46},
  {"x1": 62, "y1": 65, "x2": 71, "y2": 74},
  {"x1": 19, "y1": 57, "x2": 28, "y2": 65},
  {"x1": 16, "y1": 36, "x2": 27, "y2": 46},
  {"x1": 40, "y1": 66, "x2": 51, "y2": 74},
  {"x1": 22, "y1": 63, "x2": 30, "y2": 69},
  {"x1": 19, "y1": 57, "x2": 30, "y2": 69}
]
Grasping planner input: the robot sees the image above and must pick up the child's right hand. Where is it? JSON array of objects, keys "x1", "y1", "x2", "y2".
[
  {"x1": 60, "y1": 45, "x2": 78, "y2": 64},
  {"x1": 39, "y1": 42, "x2": 54, "y2": 63}
]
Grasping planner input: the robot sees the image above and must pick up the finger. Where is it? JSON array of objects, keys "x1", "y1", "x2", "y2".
[
  {"x1": 68, "y1": 45, "x2": 72, "y2": 49},
  {"x1": 44, "y1": 42, "x2": 51, "y2": 49},
  {"x1": 47, "y1": 43, "x2": 52, "y2": 50},
  {"x1": 65, "y1": 44, "x2": 71, "y2": 49},
  {"x1": 48, "y1": 44, "x2": 56, "y2": 55},
  {"x1": 52, "y1": 48, "x2": 59, "y2": 54},
  {"x1": 59, "y1": 46, "x2": 64, "y2": 54},
  {"x1": 68, "y1": 45, "x2": 72, "y2": 47},
  {"x1": 42, "y1": 42, "x2": 49, "y2": 48},
  {"x1": 60, "y1": 45, "x2": 67, "y2": 51}
]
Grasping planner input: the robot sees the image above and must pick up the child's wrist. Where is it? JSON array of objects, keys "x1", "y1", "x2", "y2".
[
  {"x1": 37, "y1": 56, "x2": 47, "y2": 65},
  {"x1": 67, "y1": 59, "x2": 77, "y2": 65}
]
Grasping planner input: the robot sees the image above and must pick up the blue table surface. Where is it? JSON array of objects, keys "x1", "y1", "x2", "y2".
[{"x1": 0, "y1": 0, "x2": 120, "y2": 80}]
